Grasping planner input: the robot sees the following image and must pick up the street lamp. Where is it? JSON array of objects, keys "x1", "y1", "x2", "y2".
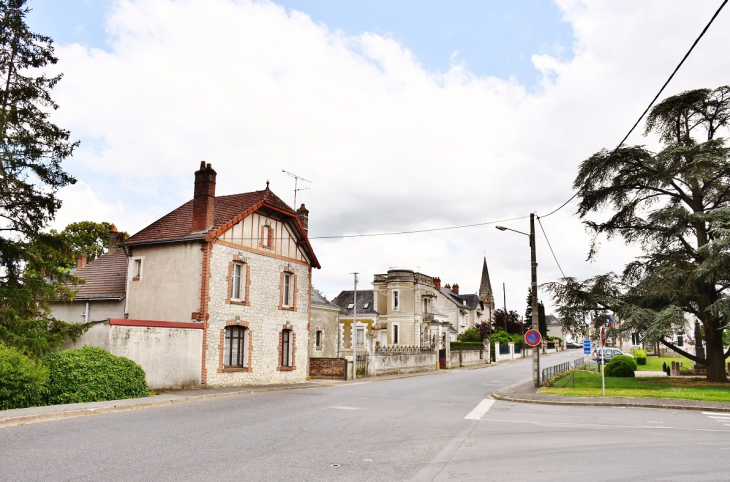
[{"x1": 496, "y1": 213, "x2": 540, "y2": 387}]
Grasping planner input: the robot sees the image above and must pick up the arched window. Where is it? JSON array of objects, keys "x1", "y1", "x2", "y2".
[{"x1": 224, "y1": 326, "x2": 248, "y2": 368}]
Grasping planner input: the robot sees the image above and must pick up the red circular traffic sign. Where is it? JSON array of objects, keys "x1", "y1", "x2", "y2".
[{"x1": 524, "y1": 329, "x2": 542, "y2": 347}]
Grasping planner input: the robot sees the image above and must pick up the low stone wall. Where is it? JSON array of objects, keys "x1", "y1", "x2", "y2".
[
  {"x1": 366, "y1": 352, "x2": 438, "y2": 376},
  {"x1": 309, "y1": 357, "x2": 347, "y2": 379},
  {"x1": 448, "y1": 349, "x2": 489, "y2": 368}
]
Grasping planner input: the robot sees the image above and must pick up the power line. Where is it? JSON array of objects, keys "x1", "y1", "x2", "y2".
[
  {"x1": 308, "y1": 215, "x2": 530, "y2": 240},
  {"x1": 536, "y1": 215, "x2": 566, "y2": 279},
  {"x1": 538, "y1": 0, "x2": 729, "y2": 219}
]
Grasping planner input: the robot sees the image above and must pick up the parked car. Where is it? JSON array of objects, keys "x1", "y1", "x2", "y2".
[
  {"x1": 592, "y1": 348, "x2": 634, "y2": 363},
  {"x1": 566, "y1": 342, "x2": 581, "y2": 349}
]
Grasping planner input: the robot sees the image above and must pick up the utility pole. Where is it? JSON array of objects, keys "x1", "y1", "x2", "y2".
[
  {"x1": 282, "y1": 169, "x2": 311, "y2": 207},
  {"x1": 530, "y1": 213, "x2": 540, "y2": 387},
  {"x1": 352, "y1": 272, "x2": 358, "y2": 380},
  {"x1": 503, "y1": 282, "x2": 507, "y2": 331}
]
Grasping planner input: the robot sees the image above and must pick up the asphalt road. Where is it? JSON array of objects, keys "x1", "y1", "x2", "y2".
[{"x1": 2, "y1": 351, "x2": 729, "y2": 481}]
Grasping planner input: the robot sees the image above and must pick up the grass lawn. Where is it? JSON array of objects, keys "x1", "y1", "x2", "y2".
[
  {"x1": 540, "y1": 370, "x2": 730, "y2": 402},
  {"x1": 636, "y1": 356, "x2": 695, "y2": 371}
]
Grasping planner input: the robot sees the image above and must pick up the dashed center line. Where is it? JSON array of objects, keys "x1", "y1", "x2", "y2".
[{"x1": 464, "y1": 399, "x2": 495, "y2": 420}]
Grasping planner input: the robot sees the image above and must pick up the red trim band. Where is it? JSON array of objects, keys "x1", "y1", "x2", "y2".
[{"x1": 109, "y1": 318, "x2": 205, "y2": 330}]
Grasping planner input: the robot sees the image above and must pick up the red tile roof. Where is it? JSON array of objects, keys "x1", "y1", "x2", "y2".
[
  {"x1": 72, "y1": 250, "x2": 128, "y2": 300},
  {"x1": 123, "y1": 187, "x2": 320, "y2": 268}
]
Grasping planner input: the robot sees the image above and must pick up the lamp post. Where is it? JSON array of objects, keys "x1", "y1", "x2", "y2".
[{"x1": 497, "y1": 212, "x2": 540, "y2": 387}]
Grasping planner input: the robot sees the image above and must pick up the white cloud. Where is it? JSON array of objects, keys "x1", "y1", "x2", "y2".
[{"x1": 48, "y1": 0, "x2": 730, "y2": 311}]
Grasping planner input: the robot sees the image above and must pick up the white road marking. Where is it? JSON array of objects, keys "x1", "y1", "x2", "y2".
[
  {"x1": 486, "y1": 418, "x2": 730, "y2": 433},
  {"x1": 464, "y1": 399, "x2": 495, "y2": 420},
  {"x1": 708, "y1": 416, "x2": 730, "y2": 420},
  {"x1": 330, "y1": 406, "x2": 365, "y2": 410},
  {"x1": 701, "y1": 411, "x2": 730, "y2": 416}
]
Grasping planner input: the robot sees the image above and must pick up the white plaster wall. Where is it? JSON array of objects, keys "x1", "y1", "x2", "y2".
[
  {"x1": 127, "y1": 242, "x2": 203, "y2": 322},
  {"x1": 205, "y1": 243, "x2": 311, "y2": 386},
  {"x1": 49, "y1": 300, "x2": 125, "y2": 324},
  {"x1": 448, "y1": 349, "x2": 489, "y2": 368},
  {"x1": 310, "y1": 306, "x2": 339, "y2": 358}
]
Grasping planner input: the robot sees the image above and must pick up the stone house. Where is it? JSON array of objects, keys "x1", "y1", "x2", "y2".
[
  {"x1": 331, "y1": 289, "x2": 379, "y2": 354},
  {"x1": 52, "y1": 162, "x2": 320, "y2": 388},
  {"x1": 310, "y1": 289, "x2": 340, "y2": 358}
]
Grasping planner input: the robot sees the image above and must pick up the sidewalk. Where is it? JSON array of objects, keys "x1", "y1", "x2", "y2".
[{"x1": 491, "y1": 379, "x2": 730, "y2": 412}]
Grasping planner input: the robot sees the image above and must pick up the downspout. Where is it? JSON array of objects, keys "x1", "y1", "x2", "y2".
[
  {"x1": 84, "y1": 302, "x2": 89, "y2": 323},
  {"x1": 121, "y1": 245, "x2": 131, "y2": 318}
]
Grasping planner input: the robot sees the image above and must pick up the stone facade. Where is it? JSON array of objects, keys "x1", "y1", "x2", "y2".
[{"x1": 203, "y1": 242, "x2": 311, "y2": 386}]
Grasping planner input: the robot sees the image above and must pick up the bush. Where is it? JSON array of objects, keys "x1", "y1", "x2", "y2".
[
  {"x1": 43, "y1": 346, "x2": 148, "y2": 405},
  {"x1": 612, "y1": 355, "x2": 638, "y2": 371},
  {"x1": 450, "y1": 342, "x2": 485, "y2": 350},
  {"x1": 457, "y1": 327, "x2": 480, "y2": 342},
  {"x1": 0, "y1": 345, "x2": 49, "y2": 410},
  {"x1": 633, "y1": 349, "x2": 647, "y2": 365},
  {"x1": 605, "y1": 358, "x2": 636, "y2": 377}
]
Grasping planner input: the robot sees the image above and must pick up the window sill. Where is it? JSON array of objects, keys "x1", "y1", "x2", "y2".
[
  {"x1": 132, "y1": 276, "x2": 140, "y2": 281},
  {"x1": 220, "y1": 367, "x2": 251, "y2": 373},
  {"x1": 278, "y1": 366, "x2": 295, "y2": 371},
  {"x1": 279, "y1": 306, "x2": 296, "y2": 312},
  {"x1": 227, "y1": 299, "x2": 249, "y2": 306}
]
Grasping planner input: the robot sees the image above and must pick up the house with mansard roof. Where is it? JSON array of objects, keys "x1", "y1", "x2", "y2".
[{"x1": 52, "y1": 162, "x2": 320, "y2": 388}]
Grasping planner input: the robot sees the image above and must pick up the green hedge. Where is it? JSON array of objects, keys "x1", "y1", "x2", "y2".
[
  {"x1": 633, "y1": 349, "x2": 647, "y2": 365},
  {"x1": 43, "y1": 346, "x2": 148, "y2": 405},
  {"x1": 0, "y1": 345, "x2": 49, "y2": 410},
  {"x1": 612, "y1": 355, "x2": 637, "y2": 371},
  {"x1": 605, "y1": 357, "x2": 636, "y2": 377},
  {"x1": 450, "y1": 342, "x2": 486, "y2": 351}
]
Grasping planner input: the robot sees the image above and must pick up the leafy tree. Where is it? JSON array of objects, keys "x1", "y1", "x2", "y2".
[
  {"x1": 0, "y1": 1, "x2": 84, "y2": 356},
  {"x1": 538, "y1": 302, "x2": 547, "y2": 338},
  {"x1": 493, "y1": 308, "x2": 525, "y2": 335},
  {"x1": 51, "y1": 221, "x2": 126, "y2": 269},
  {"x1": 547, "y1": 86, "x2": 730, "y2": 382},
  {"x1": 457, "y1": 327, "x2": 480, "y2": 342}
]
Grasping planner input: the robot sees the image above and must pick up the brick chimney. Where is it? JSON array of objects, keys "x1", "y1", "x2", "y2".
[
  {"x1": 296, "y1": 204, "x2": 309, "y2": 233},
  {"x1": 108, "y1": 225, "x2": 120, "y2": 251},
  {"x1": 193, "y1": 161, "x2": 217, "y2": 231},
  {"x1": 76, "y1": 253, "x2": 87, "y2": 270},
  {"x1": 444, "y1": 283, "x2": 451, "y2": 290},
  {"x1": 453, "y1": 283, "x2": 459, "y2": 294},
  {"x1": 433, "y1": 277, "x2": 441, "y2": 290}
]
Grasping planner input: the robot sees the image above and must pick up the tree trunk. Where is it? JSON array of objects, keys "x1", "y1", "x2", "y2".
[{"x1": 703, "y1": 317, "x2": 727, "y2": 382}]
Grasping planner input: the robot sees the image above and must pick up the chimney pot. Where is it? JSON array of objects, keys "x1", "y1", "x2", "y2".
[
  {"x1": 76, "y1": 253, "x2": 87, "y2": 270},
  {"x1": 193, "y1": 162, "x2": 217, "y2": 231},
  {"x1": 453, "y1": 283, "x2": 459, "y2": 294},
  {"x1": 296, "y1": 203, "x2": 309, "y2": 234},
  {"x1": 433, "y1": 277, "x2": 441, "y2": 290},
  {"x1": 445, "y1": 283, "x2": 451, "y2": 290}
]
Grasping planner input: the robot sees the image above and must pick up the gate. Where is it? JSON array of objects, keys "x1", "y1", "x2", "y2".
[{"x1": 439, "y1": 349, "x2": 446, "y2": 369}]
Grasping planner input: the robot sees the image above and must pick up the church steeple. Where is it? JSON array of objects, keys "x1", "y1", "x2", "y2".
[{"x1": 479, "y1": 257, "x2": 494, "y2": 308}]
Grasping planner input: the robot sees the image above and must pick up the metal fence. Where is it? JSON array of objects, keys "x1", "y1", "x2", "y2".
[
  {"x1": 542, "y1": 357, "x2": 591, "y2": 385},
  {"x1": 514, "y1": 345, "x2": 521, "y2": 354},
  {"x1": 499, "y1": 344, "x2": 510, "y2": 354},
  {"x1": 356, "y1": 354, "x2": 368, "y2": 375}
]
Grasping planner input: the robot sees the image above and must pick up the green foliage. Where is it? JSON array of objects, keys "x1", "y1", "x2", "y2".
[
  {"x1": 0, "y1": 1, "x2": 83, "y2": 358},
  {"x1": 490, "y1": 328, "x2": 522, "y2": 345},
  {"x1": 605, "y1": 358, "x2": 636, "y2": 378},
  {"x1": 457, "y1": 327, "x2": 479, "y2": 342},
  {"x1": 43, "y1": 347, "x2": 148, "y2": 404},
  {"x1": 51, "y1": 221, "x2": 127, "y2": 268},
  {"x1": 633, "y1": 349, "x2": 647, "y2": 365},
  {"x1": 546, "y1": 86, "x2": 730, "y2": 382},
  {"x1": 0, "y1": 344, "x2": 48, "y2": 410},
  {"x1": 538, "y1": 302, "x2": 547, "y2": 338},
  {"x1": 611, "y1": 355, "x2": 638, "y2": 371},
  {"x1": 549, "y1": 336, "x2": 563, "y2": 344},
  {"x1": 450, "y1": 342, "x2": 485, "y2": 350}
]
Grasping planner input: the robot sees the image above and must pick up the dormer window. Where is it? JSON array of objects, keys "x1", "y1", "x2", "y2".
[
  {"x1": 363, "y1": 303, "x2": 369, "y2": 309},
  {"x1": 347, "y1": 303, "x2": 354, "y2": 309}
]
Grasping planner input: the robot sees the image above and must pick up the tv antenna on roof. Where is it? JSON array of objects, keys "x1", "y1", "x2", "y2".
[{"x1": 282, "y1": 169, "x2": 311, "y2": 208}]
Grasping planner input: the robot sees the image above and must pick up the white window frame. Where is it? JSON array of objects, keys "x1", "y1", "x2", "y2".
[
  {"x1": 129, "y1": 256, "x2": 144, "y2": 281},
  {"x1": 281, "y1": 328, "x2": 293, "y2": 367},
  {"x1": 392, "y1": 322, "x2": 400, "y2": 344},
  {"x1": 231, "y1": 262, "x2": 245, "y2": 301},
  {"x1": 356, "y1": 327, "x2": 365, "y2": 347},
  {"x1": 392, "y1": 290, "x2": 400, "y2": 311},
  {"x1": 315, "y1": 330, "x2": 323, "y2": 350}
]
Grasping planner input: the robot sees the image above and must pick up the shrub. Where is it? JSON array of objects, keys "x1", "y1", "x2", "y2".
[
  {"x1": 457, "y1": 327, "x2": 480, "y2": 342},
  {"x1": 0, "y1": 345, "x2": 49, "y2": 410},
  {"x1": 633, "y1": 349, "x2": 647, "y2": 365},
  {"x1": 612, "y1": 355, "x2": 638, "y2": 371},
  {"x1": 43, "y1": 346, "x2": 148, "y2": 405},
  {"x1": 605, "y1": 358, "x2": 636, "y2": 377},
  {"x1": 450, "y1": 342, "x2": 485, "y2": 351}
]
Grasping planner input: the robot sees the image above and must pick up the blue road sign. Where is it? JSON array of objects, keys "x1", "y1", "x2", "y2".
[{"x1": 583, "y1": 340, "x2": 591, "y2": 355}]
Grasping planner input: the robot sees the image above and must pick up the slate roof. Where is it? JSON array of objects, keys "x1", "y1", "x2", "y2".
[
  {"x1": 71, "y1": 250, "x2": 128, "y2": 300},
  {"x1": 440, "y1": 288, "x2": 481, "y2": 310},
  {"x1": 122, "y1": 187, "x2": 320, "y2": 268},
  {"x1": 461, "y1": 294, "x2": 482, "y2": 310},
  {"x1": 311, "y1": 289, "x2": 339, "y2": 310},
  {"x1": 332, "y1": 290, "x2": 378, "y2": 316}
]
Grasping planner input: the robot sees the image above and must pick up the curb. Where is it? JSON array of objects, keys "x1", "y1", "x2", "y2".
[{"x1": 490, "y1": 392, "x2": 730, "y2": 413}]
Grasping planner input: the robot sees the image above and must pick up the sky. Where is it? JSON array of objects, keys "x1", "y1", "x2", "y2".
[{"x1": 24, "y1": 0, "x2": 730, "y2": 314}]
